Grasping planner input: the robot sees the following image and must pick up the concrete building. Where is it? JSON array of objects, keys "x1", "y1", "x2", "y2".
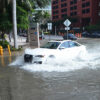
[{"x1": 52, "y1": 0, "x2": 100, "y2": 27}]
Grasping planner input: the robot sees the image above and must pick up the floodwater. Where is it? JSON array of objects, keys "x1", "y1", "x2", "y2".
[{"x1": 0, "y1": 38, "x2": 100, "y2": 100}]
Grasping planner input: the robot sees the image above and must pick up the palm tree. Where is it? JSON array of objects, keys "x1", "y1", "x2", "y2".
[{"x1": 12, "y1": 0, "x2": 51, "y2": 48}]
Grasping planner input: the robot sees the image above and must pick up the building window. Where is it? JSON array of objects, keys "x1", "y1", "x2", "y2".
[
  {"x1": 86, "y1": 2, "x2": 90, "y2": 6},
  {"x1": 53, "y1": 10, "x2": 59, "y2": 14},
  {"x1": 70, "y1": 6, "x2": 77, "y2": 10},
  {"x1": 70, "y1": 0, "x2": 77, "y2": 5},
  {"x1": 61, "y1": 14, "x2": 67, "y2": 18},
  {"x1": 52, "y1": 0, "x2": 58, "y2": 4},
  {"x1": 53, "y1": 15, "x2": 59, "y2": 19},
  {"x1": 82, "y1": 8, "x2": 90, "y2": 14},
  {"x1": 61, "y1": 8, "x2": 67, "y2": 12},
  {"x1": 61, "y1": 3, "x2": 67, "y2": 8},
  {"x1": 82, "y1": 2, "x2": 90, "y2": 8},
  {"x1": 53, "y1": 5, "x2": 58, "y2": 9},
  {"x1": 61, "y1": 0, "x2": 66, "y2": 2},
  {"x1": 86, "y1": 8, "x2": 90, "y2": 13},
  {"x1": 70, "y1": 12, "x2": 77, "y2": 16}
]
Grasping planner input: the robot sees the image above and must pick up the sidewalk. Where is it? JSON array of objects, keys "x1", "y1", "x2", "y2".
[{"x1": 6, "y1": 35, "x2": 29, "y2": 47}]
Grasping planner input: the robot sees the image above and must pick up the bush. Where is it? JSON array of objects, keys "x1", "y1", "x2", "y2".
[
  {"x1": 10, "y1": 46, "x2": 23, "y2": 51},
  {"x1": 0, "y1": 40, "x2": 9, "y2": 48}
]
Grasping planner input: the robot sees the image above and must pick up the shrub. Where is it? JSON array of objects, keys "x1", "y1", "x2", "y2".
[{"x1": 0, "y1": 40, "x2": 9, "y2": 48}]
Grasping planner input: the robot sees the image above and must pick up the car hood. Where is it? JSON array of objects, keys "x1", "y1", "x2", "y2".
[{"x1": 24, "y1": 48, "x2": 58, "y2": 56}]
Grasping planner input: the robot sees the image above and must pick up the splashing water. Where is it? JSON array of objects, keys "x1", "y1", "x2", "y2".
[{"x1": 10, "y1": 46, "x2": 100, "y2": 72}]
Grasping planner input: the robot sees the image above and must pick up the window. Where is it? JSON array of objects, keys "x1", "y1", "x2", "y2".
[
  {"x1": 82, "y1": 2, "x2": 90, "y2": 8},
  {"x1": 61, "y1": 3, "x2": 67, "y2": 7},
  {"x1": 61, "y1": 14, "x2": 67, "y2": 18},
  {"x1": 70, "y1": 0, "x2": 77, "y2": 5},
  {"x1": 52, "y1": 0, "x2": 58, "y2": 4},
  {"x1": 53, "y1": 5, "x2": 58, "y2": 9},
  {"x1": 53, "y1": 10, "x2": 59, "y2": 14},
  {"x1": 82, "y1": 8, "x2": 90, "y2": 14},
  {"x1": 86, "y1": 2, "x2": 90, "y2": 6},
  {"x1": 69, "y1": 41, "x2": 79, "y2": 47},
  {"x1": 86, "y1": 8, "x2": 90, "y2": 13},
  {"x1": 53, "y1": 16, "x2": 59, "y2": 19},
  {"x1": 70, "y1": 12, "x2": 77, "y2": 16},
  {"x1": 70, "y1": 6, "x2": 77, "y2": 10},
  {"x1": 61, "y1": 8, "x2": 67, "y2": 12},
  {"x1": 61, "y1": 0, "x2": 66, "y2": 2},
  {"x1": 60, "y1": 42, "x2": 69, "y2": 48}
]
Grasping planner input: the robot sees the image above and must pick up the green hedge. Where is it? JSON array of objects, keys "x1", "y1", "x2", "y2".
[{"x1": 0, "y1": 40, "x2": 9, "y2": 48}]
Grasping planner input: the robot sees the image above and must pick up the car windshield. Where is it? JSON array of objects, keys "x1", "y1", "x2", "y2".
[{"x1": 41, "y1": 42, "x2": 61, "y2": 49}]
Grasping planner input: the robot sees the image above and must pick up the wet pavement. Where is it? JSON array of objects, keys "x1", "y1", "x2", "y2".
[{"x1": 0, "y1": 38, "x2": 100, "y2": 100}]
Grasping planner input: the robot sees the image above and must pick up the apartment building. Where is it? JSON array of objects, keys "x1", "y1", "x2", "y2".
[{"x1": 52, "y1": 0, "x2": 100, "y2": 27}]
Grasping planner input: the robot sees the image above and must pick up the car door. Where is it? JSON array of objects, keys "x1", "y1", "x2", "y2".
[
  {"x1": 58, "y1": 41, "x2": 72, "y2": 58},
  {"x1": 58, "y1": 41, "x2": 81, "y2": 58},
  {"x1": 68, "y1": 41, "x2": 81, "y2": 57}
]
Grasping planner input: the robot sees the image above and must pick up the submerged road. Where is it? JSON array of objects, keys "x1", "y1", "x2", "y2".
[{"x1": 0, "y1": 38, "x2": 100, "y2": 100}]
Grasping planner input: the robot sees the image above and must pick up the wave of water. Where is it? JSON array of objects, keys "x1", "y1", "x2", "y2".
[{"x1": 10, "y1": 48, "x2": 100, "y2": 72}]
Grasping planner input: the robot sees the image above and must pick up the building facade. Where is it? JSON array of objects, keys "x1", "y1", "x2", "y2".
[{"x1": 52, "y1": 0, "x2": 100, "y2": 27}]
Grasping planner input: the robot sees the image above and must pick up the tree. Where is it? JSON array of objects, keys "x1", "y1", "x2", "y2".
[{"x1": 0, "y1": 0, "x2": 51, "y2": 48}]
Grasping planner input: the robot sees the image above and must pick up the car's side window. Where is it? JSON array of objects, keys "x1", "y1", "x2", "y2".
[
  {"x1": 69, "y1": 41, "x2": 79, "y2": 47},
  {"x1": 60, "y1": 41, "x2": 69, "y2": 48}
]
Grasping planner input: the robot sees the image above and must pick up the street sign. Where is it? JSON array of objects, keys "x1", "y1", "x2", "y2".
[
  {"x1": 65, "y1": 27, "x2": 70, "y2": 30},
  {"x1": 64, "y1": 19, "x2": 71, "y2": 27},
  {"x1": 48, "y1": 23, "x2": 52, "y2": 30}
]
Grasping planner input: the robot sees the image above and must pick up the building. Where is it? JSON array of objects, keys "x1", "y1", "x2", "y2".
[{"x1": 52, "y1": 0, "x2": 100, "y2": 28}]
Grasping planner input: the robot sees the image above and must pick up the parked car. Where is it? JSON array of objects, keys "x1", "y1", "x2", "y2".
[
  {"x1": 82, "y1": 31, "x2": 90, "y2": 37},
  {"x1": 24, "y1": 40, "x2": 86, "y2": 64},
  {"x1": 90, "y1": 32, "x2": 100, "y2": 38},
  {"x1": 63, "y1": 33, "x2": 77, "y2": 40}
]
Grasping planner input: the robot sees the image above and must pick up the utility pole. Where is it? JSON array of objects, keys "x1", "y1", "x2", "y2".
[
  {"x1": 37, "y1": 23, "x2": 40, "y2": 48},
  {"x1": 13, "y1": 0, "x2": 18, "y2": 49}
]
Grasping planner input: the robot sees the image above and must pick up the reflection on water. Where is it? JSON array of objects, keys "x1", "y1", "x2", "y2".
[
  {"x1": 0, "y1": 56, "x2": 12, "y2": 67},
  {"x1": 0, "y1": 56, "x2": 5, "y2": 67}
]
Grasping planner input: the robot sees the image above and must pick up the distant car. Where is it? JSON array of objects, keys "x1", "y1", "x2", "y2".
[
  {"x1": 82, "y1": 31, "x2": 90, "y2": 37},
  {"x1": 24, "y1": 40, "x2": 86, "y2": 64},
  {"x1": 63, "y1": 33, "x2": 77, "y2": 40},
  {"x1": 90, "y1": 32, "x2": 100, "y2": 38}
]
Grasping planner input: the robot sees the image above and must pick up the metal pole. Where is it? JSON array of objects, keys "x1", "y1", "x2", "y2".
[
  {"x1": 37, "y1": 23, "x2": 40, "y2": 48},
  {"x1": 13, "y1": 0, "x2": 18, "y2": 49},
  {"x1": 67, "y1": 27, "x2": 68, "y2": 40},
  {"x1": 55, "y1": 26, "x2": 57, "y2": 36}
]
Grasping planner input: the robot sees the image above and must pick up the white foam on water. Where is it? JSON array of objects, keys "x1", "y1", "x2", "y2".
[{"x1": 10, "y1": 47, "x2": 100, "y2": 72}]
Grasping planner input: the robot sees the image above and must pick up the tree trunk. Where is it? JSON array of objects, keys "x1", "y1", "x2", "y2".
[{"x1": 12, "y1": 0, "x2": 18, "y2": 49}]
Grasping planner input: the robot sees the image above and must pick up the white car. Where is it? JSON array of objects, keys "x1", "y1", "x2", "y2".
[{"x1": 24, "y1": 40, "x2": 86, "y2": 64}]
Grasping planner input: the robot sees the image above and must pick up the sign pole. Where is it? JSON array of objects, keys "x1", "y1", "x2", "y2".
[
  {"x1": 64, "y1": 19, "x2": 71, "y2": 40},
  {"x1": 67, "y1": 27, "x2": 68, "y2": 39},
  {"x1": 37, "y1": 23, "x2": 40, "y2": 48}
]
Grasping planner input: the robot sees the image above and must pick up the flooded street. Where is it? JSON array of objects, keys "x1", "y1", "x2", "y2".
[{"x1": 0, "y1": 38, "x2": 100, "y2": 100}]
